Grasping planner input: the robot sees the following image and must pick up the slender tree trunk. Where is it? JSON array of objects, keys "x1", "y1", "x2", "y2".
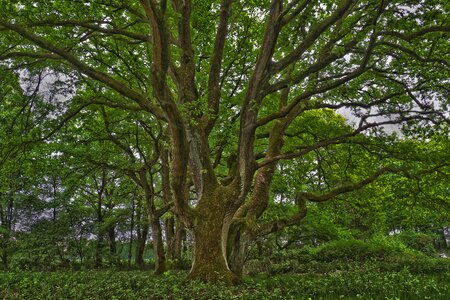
[
  {"x1": 0, "y1": 193, "x2": 14, "y2": 269},
  {"x1": 227, "y1": 225, "x2": 249, "y2": 276},
  {"x1": 173, "y1": 222, "x2": 185, "y2": 269},
  {"x1": 0, "y1": 229, "x2": 8, "y2": 269},
  {"x1": 95, "y1": 233, "x2": 103, "y2": 268},
  {"x1": 128, "y1": 196, "x2": 135, "y2": 267},
  {"x1": 0, "y1": 214, "x2": 8, "y2": 269},
  {"x1": 108, "y1": 226, "x2": 116, "y2": 254},
  {"x1": 75, "y1": 228, "x2": 84, "y2": 269},
  {"x1": 151, "y1": 219, "x2": 166, "y2": 274},
  {"x1": 108, "y1": 225, "x2": 117, "y2": 264},
  {"x1": 135, "y1": 224, "x2": 148, "y2": 267},
  {"x1": 165, "y1": 217, "x2": 175, "y2": 266}
]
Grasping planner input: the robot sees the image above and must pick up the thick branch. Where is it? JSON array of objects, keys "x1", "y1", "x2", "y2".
[
  {"x1": 257, "y1": 117, "x2": 427, "y2": 168},
  {"x1": 251, "y1": 197, "x2": 307, "y2": 237},
  {"x1": 205, "y1": 0, "x2": 233, "y2": 133},
  {"x1": 28, "y1": 20, "x2": 150, "y2": 42},
  {"x1": 0, "y1": 21, "x2": 165, "y2": 120},
  {"x1": 298, "y1": 166, "x2": 399, "y2": 202},
  {"x1": 378, "y1": 26, "x2": 450, "y2": 42}
]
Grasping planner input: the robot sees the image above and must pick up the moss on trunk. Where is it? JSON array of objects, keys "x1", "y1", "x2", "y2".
[
  {"x1": 187, "y1": 188, "x2": 241, "y2": 285},
  {"x1": 188, "y1": 217, "x2": 240, "y2": 285}
]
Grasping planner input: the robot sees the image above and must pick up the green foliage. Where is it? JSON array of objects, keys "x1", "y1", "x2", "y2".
[
  {"x1": 2, "y1": 270, "x2": 450, "y2": 299},
  {"x1": 397, "y1": 231, "x2": 437, "y2": 256},
  {"x1": 311, "y1": 235, "x2": 421, "y2": 262}
]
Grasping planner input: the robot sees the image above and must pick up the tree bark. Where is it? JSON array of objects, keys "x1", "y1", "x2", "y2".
[
  {"x1": 95, "y1": 233, "x2": 103, "y2": 268},
  {"x1": 135, "y1": 223, "x2": 148, "y2": 267},
  {"x1": 187, "y1": 187, "x2": 240, "y2": 284},
  {"x1": 227, "y1": 225, "x2": 249, "y2": 276},
  {"x1": 108, "y1": 225, "x2": 117, "y2": 263},
  {"x1": 173, "y1": 221, "x2": 185, "y2": 268},
  {"x1": 151, "y1": 218, "x2": 166, "y2": 274}
]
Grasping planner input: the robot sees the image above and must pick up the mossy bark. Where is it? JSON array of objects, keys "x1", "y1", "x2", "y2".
[
  {"x1": 227, "y1": 225, "x2": 248, "y2": 276},
  {"x1": 187, "y1": 188, "x2": 241, "y2": 285},
  {"x1": 188, "y1": 217, "x2": 240, "y2": 284}
]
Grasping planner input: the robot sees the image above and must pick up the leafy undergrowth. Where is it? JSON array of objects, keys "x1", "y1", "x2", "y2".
[{"x1": 1, "y1": 268, "x2": 450, "y2": 300}]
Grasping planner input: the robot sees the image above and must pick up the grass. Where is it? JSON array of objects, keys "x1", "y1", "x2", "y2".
[{"x1": 1, "y1": 267, "x2": 450, "y2": 299}]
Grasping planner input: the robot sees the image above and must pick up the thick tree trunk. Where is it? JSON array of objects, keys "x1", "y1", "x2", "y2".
[
  {"x1": 187, "y1": 189, "x2": 240, "y2": 284},
  {"x1": 188, "y1": 218, "x2": 239, "y2": 284},
  {"x1": 164, "y1": 217, "x2": 177, "y2": 269}
]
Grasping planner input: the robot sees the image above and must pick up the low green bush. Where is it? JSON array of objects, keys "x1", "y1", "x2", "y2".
[
  {"x1": 310, "y1": 235, "x2": 419, "y2": 263},
  {"x1": 396, "y1": 231, "x2": 437, "y2": 256},
  {"x1": 253, "y1": 235, "x2": 450, "y2": 276},
  {"x1": 313, "y1": 239, "x2": 371, "y2": 262}
]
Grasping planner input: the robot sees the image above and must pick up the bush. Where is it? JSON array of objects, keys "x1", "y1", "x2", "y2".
[
  {"x1": 312, "y1": 235, "x2": 420, "y2": 262},
  {"x1": 245, "y1": 235, "x2": 448, "y2": 276},
  {"x1": 244, "y1": 258, "x2": 272, "y2": 275},
  {"x1": 313, "y1": 239, "x2": 370, "y2": 262},
  {"x1": 397, "y1": 231, "x2": 437, "y2": 256}
]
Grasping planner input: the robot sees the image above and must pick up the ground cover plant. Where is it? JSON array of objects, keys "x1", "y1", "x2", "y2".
[{"x1": 2, "y1": 266, "x2": 450, "y2": 300}]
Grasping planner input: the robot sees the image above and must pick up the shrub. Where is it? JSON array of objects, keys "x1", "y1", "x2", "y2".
[
  {"x1": 397, "y1": 231, "x2": 437, "y2": 256},
  {"x1": 313, "y1": 239, "x2": 371, "y2": 262},
  {"x1": 312, "y1": 235, "x2": 420, "y2": 263}
]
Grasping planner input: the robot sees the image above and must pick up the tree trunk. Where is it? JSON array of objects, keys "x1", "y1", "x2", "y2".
[
  {"x1": 227, "y1": 225, "x2": 249, "y2": 276},
  {"x1": 128, "y1": 195, "x2": 135, "y2": 267},
  {"x1": 135, "y1": 239, "x2": 145, "y2": 267},
  {"x1": 164, "y1": 217, "x2": 185, "y2": 269},
  {"x1": 188, "y1": 216, "x2": 239, "y2": 284},
  {"x1": 135, "y1": 224, "x2": 148, "y2": 267},
  {"x1": 187, "y1": 189, "x2": 240, "y2": 284},
  {"x1": 173, "y1": 222, "x2": 185, "y2": 269},
  {"x1": 0, "y1": 222, "x2": 9, "y2": 269},
  {"x1": 0, "y1": 233, "x2": 8, "y2": 269},
  {"x1": 165, "y1": 217, "x2": 177, "y2": 268},
  {"x1": 108, "y1": 225, "x2": 116, "y2": 255},
  {"x1": 107, "y1": 225, "x2": 118, "y2": 265},
  {"x1": 95, "y1": 234, "x2": 103, "y2": 268},
  {"x1": 151, "y1": 219, "x2": 166, "y2": 274}
]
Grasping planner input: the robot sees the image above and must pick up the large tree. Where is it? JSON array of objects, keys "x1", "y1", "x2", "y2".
[{"x1": 1, "y1": 0, "x2": 449, "y2": 283}]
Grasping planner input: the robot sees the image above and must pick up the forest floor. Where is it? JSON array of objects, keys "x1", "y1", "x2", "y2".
[{"x1": 1, "y1": 267, "x2": 450, "y2": 299}]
